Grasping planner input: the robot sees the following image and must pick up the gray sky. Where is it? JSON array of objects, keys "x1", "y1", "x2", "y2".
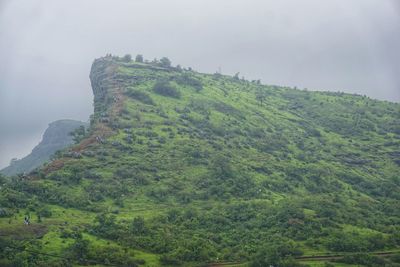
[{"x1": 0, "y1": 0, "x2": 399, "y2": 168}]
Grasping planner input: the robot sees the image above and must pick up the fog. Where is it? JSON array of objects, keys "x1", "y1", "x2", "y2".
[{"x1": 0, "y1": 0, "x2": 399, "y2": 168}]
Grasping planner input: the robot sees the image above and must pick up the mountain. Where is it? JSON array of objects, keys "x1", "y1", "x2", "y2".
[
  {"x1": 1, "y1": 119, "x2": 88, "y2": 176},
  {"x1": 0, "y1": 55, "x2": 399, "y2": 267}
]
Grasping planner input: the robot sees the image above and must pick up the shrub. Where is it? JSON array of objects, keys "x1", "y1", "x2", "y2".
[
  {"x1": 326, "y1": 231, "x2": 384, "y2": 252},
  {"x1": 153, "y1": 81, "x2": 181, "y2": 98},
  {"x1": 176, "y1": 74, "x2": 203, "y2": 92},
  {"x1": 338, "y1": 253, "x2": 385, "y2": 266},
  {"x1": 160, "y1": 254, "x2": 182, "y2": 266},
  {"x1": 0, "y1": 207, "x2": 10, "y2": 217},
  {"x1": 250, "y1": 242, "x2": 303, "y2": 267},
  {"x1": 69, "y1": 125, "x2": 87, "y2": 143},
  {"x1": 131, "y1": 216, "x2": 147, "y2": 235},
  {"x1": 126, "y1": 89, "x2": 155, "y2": 105}
]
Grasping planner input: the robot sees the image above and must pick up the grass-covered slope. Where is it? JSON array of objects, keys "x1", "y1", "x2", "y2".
[
  {"x1": 0, "y1": 55, "x2": 399, "y2": 266},
  {"x1": 1, "y1": 119, "x2": 87, "y2": 176}
]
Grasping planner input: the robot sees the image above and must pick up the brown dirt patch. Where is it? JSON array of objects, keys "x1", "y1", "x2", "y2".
[
  {"x1": 42, "y1": 159, "x2": 67, "y2": 175},
  {"x1": 0, "y1": 224, "x2": 48, "y2": 240}
]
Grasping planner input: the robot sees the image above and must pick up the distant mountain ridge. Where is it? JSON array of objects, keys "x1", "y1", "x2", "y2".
[{"x1": 1, "y1": 119, "x2": 87, "y2": 176}]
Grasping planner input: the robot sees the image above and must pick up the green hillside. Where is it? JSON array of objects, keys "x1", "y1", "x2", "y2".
[
  {"x1": 1, "y1": 55, "x2": 399, "y2": 267},
  {"x1": 1, "y1": 120, "x2": 88, "y2": 176}
]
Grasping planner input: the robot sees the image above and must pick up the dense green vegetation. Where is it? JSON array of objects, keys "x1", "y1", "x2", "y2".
[{"x1": 0, "y1": 54, "x2": 399, "y2": 266}]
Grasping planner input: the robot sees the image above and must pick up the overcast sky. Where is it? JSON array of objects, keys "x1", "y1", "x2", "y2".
[{"x1": 0, "y1": 0, "x2": 399, "y2": 168}]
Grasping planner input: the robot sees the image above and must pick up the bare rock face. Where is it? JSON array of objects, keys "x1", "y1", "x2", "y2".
[
  {"x1": 89, "y1": 57, "x2": 118, "y2": 114},
  {"x1": 89, "y1": 58, "x2": 110, "y2": 103}
]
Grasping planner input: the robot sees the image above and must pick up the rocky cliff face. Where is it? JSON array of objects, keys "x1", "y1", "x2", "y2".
[
  {"x1": 1, "y1": 119, "x2": 87, "y2": 176},
  {"x1": 89, "y1": 57, "x2": 120, "y2": 115},
  {"x1": 89, "y1": 58, "x2": 112, "y2": 104}
]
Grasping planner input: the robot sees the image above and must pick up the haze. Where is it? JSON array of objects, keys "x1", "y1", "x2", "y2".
[{"x1": 0, "y1": 0, "x2": 399, "y2": 168}]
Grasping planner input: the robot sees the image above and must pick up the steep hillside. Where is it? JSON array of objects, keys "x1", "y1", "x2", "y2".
[
  {"x1": 1, "y1": 119, "x2": 87, "y2": 176},
  {"x1": 0, "y1": 55, "x2": 399, "y2": 267}
]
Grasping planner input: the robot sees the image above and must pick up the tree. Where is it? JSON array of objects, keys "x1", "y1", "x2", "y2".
[
  {"x1": 123, "y1": 54, "x2": 132, "y2": 62},
  {"x1": 93, "y1": 214, "x2": 119, "y2": 239},
  {"x1": 135, "y1": 54, "x2": 144, "y2": 62},
  {"x1": 159, "y1": 57, "x2": 172, "y2": 68},
  {"x1": 131, "y1": 216, "x2": 146, "y2": 234},
  {"x1": 68, "y1": 237, "x2": 89, "y2": 264},
  {"x1": 255, "y1": 89, "x2": 267, "y2": 106},
  {"x1": 70, "y1": 125, "x2": 86, "y2": 143}
]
